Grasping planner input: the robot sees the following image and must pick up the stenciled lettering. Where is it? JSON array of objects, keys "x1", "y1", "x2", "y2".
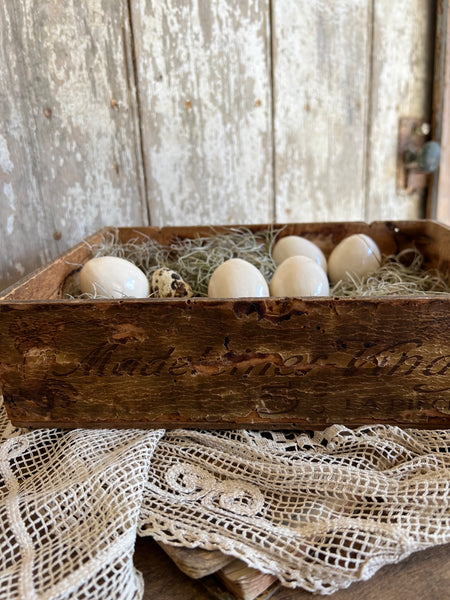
[{"x1": 48, "y1": 338, "x2": 450, "y2": 393}]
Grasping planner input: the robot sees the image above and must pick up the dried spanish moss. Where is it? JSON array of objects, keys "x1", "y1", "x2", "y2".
[
  {"x1": 330, "y1": 248, "x2": 450, "y2": 297},
  {"x1": 66, "y1": 230, "x2": 450, "y2": 299},
  {"x1": 69, "y1": 227, "x2": 280, "y2": 298}
]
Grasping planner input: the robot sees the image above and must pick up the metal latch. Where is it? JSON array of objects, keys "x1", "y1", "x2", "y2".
[{"x1": 397, "y1": 117, "x2": 441, "y2": 194}]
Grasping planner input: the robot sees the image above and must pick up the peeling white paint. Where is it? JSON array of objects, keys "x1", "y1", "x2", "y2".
[
  {"x1": 132, "y1": 0, "x2": 273, "y2": 226},
  {"x1": 0, "y1": 0, "x2": 146, "y2": 290},
  {"x1": 4, "y1": 182, "x2": 16, "y2": 235},
  {"x1": 15, "y1": 263, "x2": 25, "y2": 275},
  {"x1": 0, "y1": 134, "x2": 14, "y2": 174},
  {"x1": 273, "y1": 0, "x2": 370, "y2": 223},
  {"x1": 36, "y1": 0, "x2": 146, "y2": 237},
  {"x1": 4, "y1": 181, "x2": 15, "y2": 206},
  {"x1": 6, "y1": 215, "x2": 14, "y2": 235},
  {"x1": 365, "y1": 0, "x2": 433, "y2": 221}
]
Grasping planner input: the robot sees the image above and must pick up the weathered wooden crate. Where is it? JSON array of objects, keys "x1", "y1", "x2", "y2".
[{"x1": 1, "y1": 220, "x2": 450, "y2": 430}]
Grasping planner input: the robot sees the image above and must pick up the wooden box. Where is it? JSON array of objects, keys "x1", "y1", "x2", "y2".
[{"x1": 1, "y1": 220, "x2": 450, "y2": 430}]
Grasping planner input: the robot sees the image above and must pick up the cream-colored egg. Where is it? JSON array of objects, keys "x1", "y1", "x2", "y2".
[
  {"x1": 272, "y1": 235, "x2": 327, "y2": 271},
  {"x1": 270, "y1": 255, "x2": 330, "y2": 297},
  {"x1": 328, "y1": 234, "x2": 381, "y2": 284},
  {"x1": 208, "y1": 258, "x2": 269, "y2": 298},
  {"x1": 80, "y1": 256, "x2": 149, "y2": 298}
]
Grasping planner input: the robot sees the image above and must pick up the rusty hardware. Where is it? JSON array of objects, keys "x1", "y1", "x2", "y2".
[
  {"x1": 397, "y1": 117, "x2": 441, "y2": 194},
  {"x1": 404, "y1": 142, "x2": 441, "y2": 173}
]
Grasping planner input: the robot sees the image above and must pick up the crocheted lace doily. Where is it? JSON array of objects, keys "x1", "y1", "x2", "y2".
[{"x1": 0, "y1": 397, "x2": 448, "y2": 598}]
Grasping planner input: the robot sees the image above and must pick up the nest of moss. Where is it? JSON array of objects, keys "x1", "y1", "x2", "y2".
[{"x1": 65, "y1": 227, "x2": 450, "y2": 299}]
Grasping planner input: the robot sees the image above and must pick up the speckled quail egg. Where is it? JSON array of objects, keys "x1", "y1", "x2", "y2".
[
  {"x1": 328, "y1": 233, "x2": 381, "y2": 284},
  {"x1": 208, "y1": 258, "x2": 269, "y2": 298},
  {"x1": 272, "y1": 235, "x2": 327, "y2": 272},
  {"x1": 152, "y1": 267, "x2": 193, "y2": 298},
  {"x1": 270, "y1": 255, "x2": 330, "y2": 297},
  {"x1": 79, "y1": 256, "x2": 149, "y2": 298}
]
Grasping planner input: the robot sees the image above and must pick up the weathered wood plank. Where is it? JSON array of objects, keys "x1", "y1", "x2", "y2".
[
  {"x1": 365, "y1": 0, "x2": 435, "y2": 222},
  {"x1": 216, "y1": 559, "x2": 279, "y2": 600},
  {"x1": 157, "y1": 541, "x2": 234, "y2": 579},
  {"x1": 130, "y1": 0, "x2": 273, "y2": 226},
  {"x1": 3, "y1": 295, "x2": 450, "y2": 430},
  {"x1": 0, "y1": 0, "x2": 147, "y2": 292},
  {"x1": 430, "y1": 0, "x2": 450, "y2": 224},
  {"x1": 272, "y1": 0, "x2": 371, "y2": 223}
]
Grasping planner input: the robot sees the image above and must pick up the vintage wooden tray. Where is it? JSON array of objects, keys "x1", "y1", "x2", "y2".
[{"x1": 1, "y1": 220, "x2": 450, "y2": 429}]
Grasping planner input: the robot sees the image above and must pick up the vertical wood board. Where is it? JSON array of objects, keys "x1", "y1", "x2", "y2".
[
  {"x1": 130, "y1": 0, "x2": 273, "y2": 226},
  {"x1": 365, "y1": 0, "x2": 435, "y2": 221},
  {"x1": 0, "y1": 0, "x2": 147, "y2": 291},
  {"x1": 272, "y1": 0, "x2": 371, "y2": 223},
  {"x1": 432, "y1": 0, "x2": 450, "y2": 224}
]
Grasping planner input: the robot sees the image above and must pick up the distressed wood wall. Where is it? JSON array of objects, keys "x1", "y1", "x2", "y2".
[{"x1": 0, "y1": 0, "x2": 435, "y2": 290}]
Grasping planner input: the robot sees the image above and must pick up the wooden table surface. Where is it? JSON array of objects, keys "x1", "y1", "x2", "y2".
[{"x1": 134, "y1": 537, "x2": 450, "y2": 600}]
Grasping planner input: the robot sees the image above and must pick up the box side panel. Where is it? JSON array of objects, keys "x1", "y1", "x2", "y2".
[
  {"x1": 422, "y1": 220, "x2": 450, "y2": 275},
  {"x1": 1, "y1": 298, "x2": 449, "y2": 429},
  {"x1": 0, "y1": 229, "x2": 111, "y2": 301}
]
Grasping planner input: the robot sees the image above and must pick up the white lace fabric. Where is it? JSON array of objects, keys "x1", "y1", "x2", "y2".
[
  {"x1": 0, "y1": 403, "x2": 165, "y2": 600},
  {"x1": 0, "y1": 398, "x2": 449, "y2": 598}
]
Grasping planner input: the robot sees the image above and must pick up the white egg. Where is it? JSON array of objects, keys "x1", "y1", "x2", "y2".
[
  {"x1": 272, "y1": 235, "x2": 327, "y2": 271},
  {"x1": 80, "y1": 256, "x2": 149, "y2": 298},
  {"x1": 270, "y1": 255, "x2": 330, "y2": 297},
  {"x1": 328, "y1": 233, "x2": 381, "y2": 284},
  {"x1": 208, "y1": 258, "x2": 269, "y2": 298}
]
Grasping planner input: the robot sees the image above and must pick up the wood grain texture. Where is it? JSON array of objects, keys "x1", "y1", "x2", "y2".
[
  {"x1": 0, "y1": 0, "x2": 147, "y2": 292},
  {"x1": 216, "y1": 559, "x2": 278, "y2": 600},
  {"x1": 2, "y1": 222, "x2": 449, "y2": 431},
  {"x1": 157, "y1": 543, "x2": 279, "y2": 599},
  {"x1": 432, "y1": 0, "x2": 450, "y2": 224},
  {"x1": 3, "y1": 296, "x2": 450, "y2": 429},
  {"x1": 129, "y1": 0, "x2": 274, "y2": 226},
  {"x1": 365, "y1": 0, "x2": 435, "y2": 222},
  {"x1": 157, "y1": 542, "x2": 234, "y2": 579},
  {"x1": 272, "y1": 0, "x2": 371, "y2": 223}
]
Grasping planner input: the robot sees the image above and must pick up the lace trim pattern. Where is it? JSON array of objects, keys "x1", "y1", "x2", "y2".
[
  {"x1": 139, "y1": 427, "x2": 450, "y2": 594},
  {"x1": 0, "y1": 398, "x2": 449, "y2": 597}
]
